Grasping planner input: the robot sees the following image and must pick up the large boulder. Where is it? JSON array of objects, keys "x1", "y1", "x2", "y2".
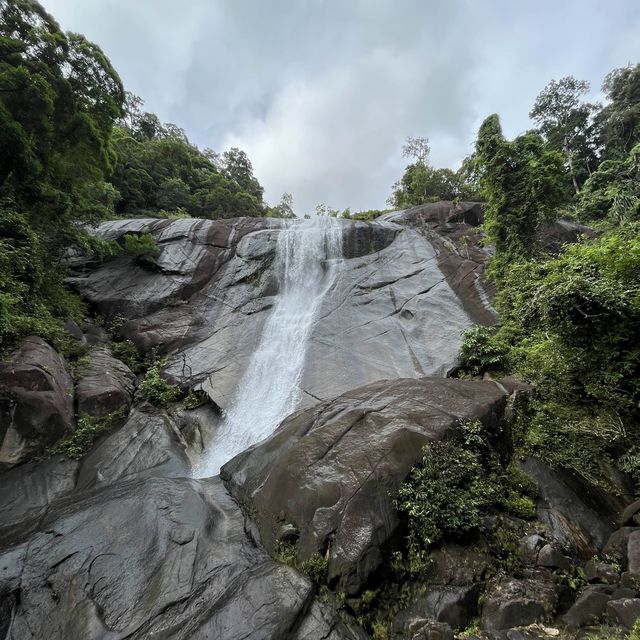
[
  {"x1": 223, "y1": 377, "x2": 506, "y2": 593},
  {"x1": 481, "y1": 577, "x2": 558, "y2": 636},
  {"x1": 0, "y1": 336, "x2": 74, "y2": 468},
  {"x1": 0, "y1": 476, "x2": 363, "y2": 639},
  {"x1": 520, "y1": 458, "x2": 621, "y2": 557},
  {"x1": 75, "y1": 406, "x2": 191, "y2": 490},
  {"x1": 75, "y1": 347, "x2": 135, "y2": 418}
]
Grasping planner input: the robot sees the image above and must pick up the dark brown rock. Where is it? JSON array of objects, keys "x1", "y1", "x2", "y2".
[
  {"x1": 538, "y1": 219, "x2": 598, "y2": 254},
  {"x1": 622, "y1": 501, "x2": 640, "y2": 526},
  {"x1": 0, "y1": 336, "x2": 74, "y2": 468},
  {"x1": 520, "y1": 458, "x2": 621, "y2": 558},
  {"x1": 223, "y1": 377, "x2": 506, "y2": 594},
  {"x1": 0, "y1": 456, "x2": 78, "y2": 547},
  {"x1": 584, "y1": 558, "x2": 620, "y2": 584},
  {"x1": 409, "y1": 619, "x2": 455, "y2": 640},
  {"x1": 628, "y1": 530, "x2": 640, "y2": 576},
  {"x1": 75, "y1": 347, "x2": 135, "y2": 418},
  {"x1": 0, "y1": 475, "x2": 364, "y2": 639},
  {"x1": 606, "y1": 598, "x2": 640, "y2": 629},
  {"x1": 75, "y1": 407, "x2": 190, "y2": 490},
  {"x1": 563, "y1": 585, "x2": 616, "y2": 628},
  {"x1": 537, "y1": 544, "x2": 572, "y2": 571},
  {"x1": 482, "y1": 577, "x2": 557, "y2": 633},
  {"x1": 603, "y1": 527, "x2": 638, "y2": 569}
]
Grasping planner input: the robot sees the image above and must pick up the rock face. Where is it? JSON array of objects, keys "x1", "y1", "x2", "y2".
[
  {"x1": 0, "y1": 475, "x2": 361, "y2": 640},
  {"x1": 223, "y1": 377, "x2": 506, "y2": 594},
  {"x1": 482, "y1": 577, "x2": 558, "y2": 634},
  {"x1": 75, "y1": 406, "x2": 191, "y2": 490},
  {"x1": 69, "y1": 204, "x2": 495, "y2": 412},
  {"x1": 76, "y1": 347, "x2": 135, "y2": 418},
  {"x1": 0, "y1": 336, "x2": 74, "y2": 468},
  {"x1": 521, "y1": 458, "x2": 621, "y2": 558}
]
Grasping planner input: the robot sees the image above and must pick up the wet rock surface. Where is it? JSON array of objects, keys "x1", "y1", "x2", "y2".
[
  {"x1": 3, "y1": 208, "x2": 636, "y2": 639},
  {"x1": 76, "y1": 347, "x2": 135, "y2": 418},
  {"x1": 0, "y1": 475, "x2": 359, "y2": 639},
  {"x1": 223, "y1": 377, "x2": 506, "y2": 594},
  {"x1": 68, "y1": 206, "x2": 494, "y2": 411},
  {"x1": 0, "y1": 336, "x2": 74, "y2": 468}
]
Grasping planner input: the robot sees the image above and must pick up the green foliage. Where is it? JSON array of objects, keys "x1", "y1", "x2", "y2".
[
  {"x1": 122, "y1": 232, "x2": 160, "y2": 257},
  {"x1": 111, "y1": 339, "x2": 143, "y2": 373},
  {"x1": 475, "y1": 115, "x2": 569, "y2": 278},
  {"x1": 529, "y1": 76, "x2": 598, "y2": 193},
  {"x1": 394, "y1": 419, "x2": 536, "y2": 564},
  {"x1": 108, "y1": 122, "x2": 265, "y2": 219},
  {"x1": 467, "y1": 226, "x2": 640, "y2": 489},
  {"x1": 597, "y1": 64, "x2": 640, "y2": 160},
  {"x1": 573, "y1": 144, "x2": 640, "y2": 225},
  {"x1": 138, "y1": 360, "x2": 180, "y2": 407},
  {"x1": 275, "y1": 540, "x2": 328, "y2": 585},
  {"x1": 0, "y1": 0, "x2": 124, "y2": 348},
  {"x1": 458, "y1": 619, "x2": 481, "y2": 639},
  {"x1": 48, "y1": 407, "x2": 127, "y2": 459},
  {"x1": 350, "y1": 208, "x2": 391, "y2": 221},
  {"x1": 458, "y1": 326, "x2": 508, "y2": 376},
  {"x1": 389, "y1": 162, "x2": 480, "y2": 208},
  {"x1": 183, "y1": 388, "x2": 209, "y2": 410}
]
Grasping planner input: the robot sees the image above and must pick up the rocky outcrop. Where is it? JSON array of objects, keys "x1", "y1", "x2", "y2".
[
  {"x1": 0, "y1": 336, "x2": 74, "y2": 468},
  {"x1": 520, "y1": 458, "x2": 623, "y2": 558},
  {"x1": 0, "y1": 456, "x2": 78, "y2": 546},
  {"x1": 76, "y1": 347, "x2": 135, "y2": 418},
  {"x1": 75, "y1": 406, "x2": 191, "y2": 490},
  {"x1": 0, "y1": 475, "x2": 361, "y2": 639},
  {"x1": 481, "y1": 576, "x2": 558, "y2": 636},
  {"x1": 68, "y1": 210, "x2": 494, "y2": 412},
  {"x1": 223, "y1": 377, "x2": 507, "y2": 594}
]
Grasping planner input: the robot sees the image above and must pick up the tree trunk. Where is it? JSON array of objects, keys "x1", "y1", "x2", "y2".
[{"x1": 564, "y1": 136, "x2": 580, "y2": 195}]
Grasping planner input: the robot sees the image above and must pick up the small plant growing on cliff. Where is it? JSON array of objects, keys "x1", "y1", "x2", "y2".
[
  {"x1": 48, "y1": 407, "x2": 128, "y2": 459},
  {"x1": 111, "y1": 340, "x2": 144, "y2": 373},
  {"x1": 394, "y1": 419, "x2": 536, "y2": 563},
  {"x1": 123, "y1": 232, "x2": 160, "y2": 257},
  {"x1": 183, "y1": 388, "x2": 208, "y2": 410},
  {"x1": 275, "y1": 540, "x2": 328, "y2": 585},
  {"x1": 138, "y1": 360, "x2": 180, "y2": 407},
  {"x1": 458, "y1": 326, "x2": 507, "y2": 376}
]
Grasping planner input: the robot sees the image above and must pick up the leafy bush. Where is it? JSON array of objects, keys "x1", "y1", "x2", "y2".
[
  {"x1": 138, "y1": 360, "x2": 180, "y2": 407},
  {"x1": 123, "y1": 232, "x2": 160, "y2": 257},
  {"x1": 482, "y1": 226, "x2": 640, "y2": 488},
  {"x1": 111, "y1": 339, "x2": 144, "y2": 373},
  {"x1": 394, "y1": 420, "x2": 536, "y2": 561},
  {"x1": 458, "y1": 326, "x2": 508, "y2": 376},
  {"x1": 275, "y1": 540, "x2": 328, "y2": 585},
  {"x1": 48, "y1": 407, "x2": 128, "y2": 459},
  {"x1": 183, "y1": 388, "x2": 208, "y2": 410}
]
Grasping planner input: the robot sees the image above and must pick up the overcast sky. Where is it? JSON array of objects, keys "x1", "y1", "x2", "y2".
[{"x1": 41, "y1": 0, "x2": 640, "y2": 213}]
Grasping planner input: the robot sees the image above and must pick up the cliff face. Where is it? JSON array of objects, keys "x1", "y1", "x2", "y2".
[{"x1": 0, "y1": 203, "x2": 635, "y2": 640}]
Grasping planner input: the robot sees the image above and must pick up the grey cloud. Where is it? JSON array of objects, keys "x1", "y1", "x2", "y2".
[{"x1": 41, "y1": 0, "x2": 640, "y2": 212}]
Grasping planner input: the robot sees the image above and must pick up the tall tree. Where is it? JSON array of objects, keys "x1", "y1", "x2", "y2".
[
  {"x1": 596, "y1": 64, "x2": 640, "y2": 160},
  {"x1": 475, "y1": 114, "x2": 568, "y2": 276},
  {"x1": 530, "y1": 76, "x2": 597, "y2": 194}
]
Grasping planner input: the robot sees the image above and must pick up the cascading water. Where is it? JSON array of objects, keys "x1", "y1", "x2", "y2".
[{"x1": 195, "y1": 216, "x2": 343, "y2": 477}]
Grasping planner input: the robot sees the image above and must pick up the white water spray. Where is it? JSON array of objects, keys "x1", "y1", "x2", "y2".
[{"x1": 195, "y1": 217, "x2": 343, "y2": 477}]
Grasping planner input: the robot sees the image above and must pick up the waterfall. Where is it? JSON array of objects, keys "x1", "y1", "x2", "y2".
[{"x1": 195, "y1": 216, "x2": 343, "y2": 477}]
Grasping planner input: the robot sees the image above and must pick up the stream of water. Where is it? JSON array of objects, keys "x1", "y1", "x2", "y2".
[{"x1": 195, "y1": 216, "x2": 343, "y2": 477}]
